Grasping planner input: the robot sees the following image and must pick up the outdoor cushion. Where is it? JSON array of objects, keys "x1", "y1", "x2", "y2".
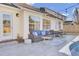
[
  {"x1": 32, "y1": 30, "x2": 50, "y2": 36},
  {"x1": 41, "y1": 31, "x2": 47, "y2": 36},
  {"x1": 32, "y1": 30, "x2": 42, "y2": 36},
  {"x1": 38, "y1": 31, "x2": 42, "y2": 36},
  {"x1": 32, "y1": 31, "x2": 38, "y2": 36},
  {"x1": 45, "y1": 31, "x2": 49, "y2": 35}
]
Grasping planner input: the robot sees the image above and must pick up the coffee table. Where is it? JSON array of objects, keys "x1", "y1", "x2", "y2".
[{"x1": 42, "y1": 36, "x2": 52, "y2": 41}]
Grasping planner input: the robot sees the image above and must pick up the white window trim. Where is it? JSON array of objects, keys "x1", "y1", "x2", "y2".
[
  {"x1": 29, "y1": 16, "x2": 41, "y2": 30},
  {"x1": 1, "y1": 12, "x2": 13, "y2": 36}
]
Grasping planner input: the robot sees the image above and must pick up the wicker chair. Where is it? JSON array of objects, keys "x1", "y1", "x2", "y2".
[{"x1": 28, "y1": 31, "x2": 43, "y2": 42}]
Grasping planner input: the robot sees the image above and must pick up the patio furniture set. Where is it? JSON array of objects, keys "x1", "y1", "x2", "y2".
[{"x1": 29, "y1": 30, "x2": 63, "y2": 42}]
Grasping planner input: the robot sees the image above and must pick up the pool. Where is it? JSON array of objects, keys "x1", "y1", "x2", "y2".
[{"x1": 69, "y1": 41, "x2": 79, "y2": 56}]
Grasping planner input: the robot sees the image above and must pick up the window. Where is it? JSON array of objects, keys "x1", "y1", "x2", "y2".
[
  {"x1": 58, "y1": 21, "x2": 61, "y2": 30},
  {"x1": 3, "y1": 14, "x2": 12, "y2": 35},
  {"x1": 59, "y1": 22, "x2": 61, "y2": 29},
  {"x1": 55, "y1": 21, "x2": 61, "y2": 30},
  {"x1": 43, "y1": 19, "x2": 50, "y2": 30},
  {"x1": 29, "y1": 16, "x2": 40, "y2": 31}
]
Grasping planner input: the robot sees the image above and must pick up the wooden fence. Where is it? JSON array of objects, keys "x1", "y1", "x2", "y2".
[{"x1": 64, "y1": 24, "x2": 79, "y2": 34}]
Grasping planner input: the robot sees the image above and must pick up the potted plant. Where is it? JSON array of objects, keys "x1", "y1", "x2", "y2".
[{"x1": 17, "y1": 34, "x2": 24, "y2": 43}]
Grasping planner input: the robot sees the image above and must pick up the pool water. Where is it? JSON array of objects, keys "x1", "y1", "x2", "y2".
[{"x1": 69, "y1": 41, "x2": 79, "y2": 56}]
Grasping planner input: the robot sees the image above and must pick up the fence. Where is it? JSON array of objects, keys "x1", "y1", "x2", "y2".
[{"x1": 64, "y1": 24, "x2": 79, "y2": 34}]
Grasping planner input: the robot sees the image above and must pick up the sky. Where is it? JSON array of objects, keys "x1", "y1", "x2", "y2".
[{"x1": 32, "y1": 3, "x2": 79, "y2": 21}]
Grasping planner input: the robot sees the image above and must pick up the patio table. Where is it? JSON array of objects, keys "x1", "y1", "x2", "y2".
[{"x1": 42, "y1": 36, "x2": 52, "y2": 41}]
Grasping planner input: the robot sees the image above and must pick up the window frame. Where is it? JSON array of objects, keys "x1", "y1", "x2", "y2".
[
  {"x1": 29, "y1": 16, "x2": 41, "y2": 31},
  {"x1": 1, "y1": 12, "x2": 13, "y2": 36},
  {"x1": 43, "y1": 19, "x2": 51, "y2": 30}
]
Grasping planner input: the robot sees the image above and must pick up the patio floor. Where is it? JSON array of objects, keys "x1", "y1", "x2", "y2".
[{"x1": 0, "y1": 35, "x2": 77, "y2": 56}]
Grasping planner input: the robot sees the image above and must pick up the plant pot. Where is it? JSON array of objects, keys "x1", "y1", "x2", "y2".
[{"x1": 17, "y1": 36, "x2": 24, "y2": 43}]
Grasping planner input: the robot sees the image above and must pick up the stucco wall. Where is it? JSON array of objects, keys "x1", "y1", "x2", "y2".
[
  {"x1": 23, "y1": 10, "x2": 44, "y2": 39},
  {"x1": 0, "y1": 4, "x2": 23, "y2": 41},
  {"x1": 0, "y1": 4, "x2": 64, "y2": 41},
  {"x1": 0, "y1": 4, "x2": 44, "y2": 41}
]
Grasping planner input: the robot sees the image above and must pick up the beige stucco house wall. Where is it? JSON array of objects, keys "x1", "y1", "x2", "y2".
[
  {"x1": 0, "y1": 4, "x2": 44, "y2": 42},
  {"x1": 0, "y1": 3, "x2": 65, "y2": 43},
  {"x1": 20, "y1": 6, "x2": 44, "y2": 39},
  {"x1": 0, "y1": 4, "x2": 24, "y2": 41}
]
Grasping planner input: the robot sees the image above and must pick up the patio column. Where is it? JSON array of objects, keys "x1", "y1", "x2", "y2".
[
  {"x1": 40, "y1": 18, "x2": 43, "y2": 30},
  {"x1": 61, "y1": 21, "x2": 63, "y2": 30},
  {"x1": 23, "y1": 11, "x2": 29, "y2": 40},
  {"x1": 0, "y1": 14, "x2": 3, "y2": 39},
  {"x1": 50, "y1": 18, "x2": 55, "y2": 30}
]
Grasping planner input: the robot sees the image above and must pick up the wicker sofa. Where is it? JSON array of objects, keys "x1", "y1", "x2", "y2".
[
  {"x1": 28, "y1": 30, "x2": 50, "y2": 42},
  {"x1": 28, "y1": 30, "x2": 63, "y2": 42}
]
